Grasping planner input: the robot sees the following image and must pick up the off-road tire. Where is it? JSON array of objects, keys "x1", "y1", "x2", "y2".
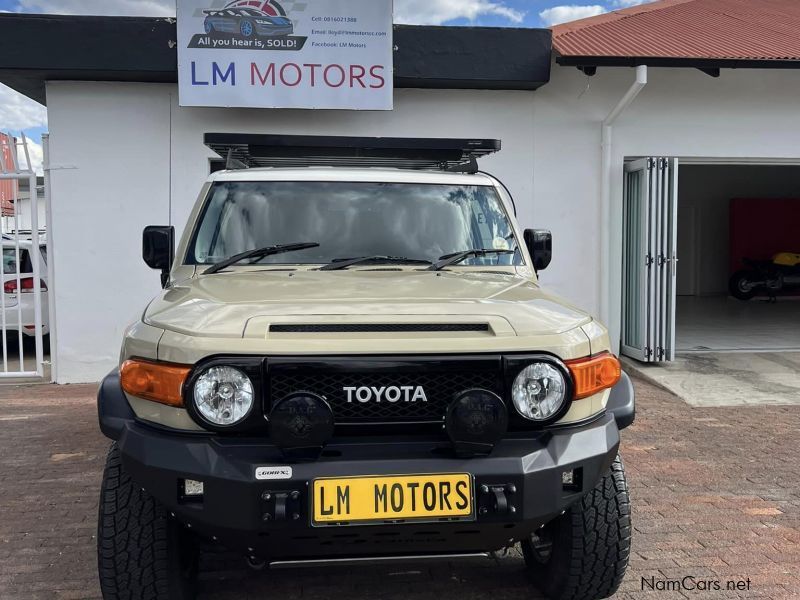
[
  {"x1": 97, "y1": 443, "x2": 198, "y2": 600},
  {"x1": 729, "y1": 270, "x2": 758, "y2": 300},
  {"x1": 521, "y1": 455, "x2": 631, "y2": 600}
]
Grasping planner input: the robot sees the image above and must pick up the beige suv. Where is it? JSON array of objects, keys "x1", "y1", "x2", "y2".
[{"x1": 96, "y1": 134, "x2": 634, "y2": 600}]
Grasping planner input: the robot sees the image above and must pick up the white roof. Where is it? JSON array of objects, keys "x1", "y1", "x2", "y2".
[{"x1": 208, "y1": 167, "x2": 498, "y2": 186}]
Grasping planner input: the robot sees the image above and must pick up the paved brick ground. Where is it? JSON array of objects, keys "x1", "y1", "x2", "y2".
[{"x1": 1, "y1": 377, "x2": 798, "y2": 599}]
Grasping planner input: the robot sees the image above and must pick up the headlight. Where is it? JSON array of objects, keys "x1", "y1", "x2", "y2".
[
  {"x1": 511, "y1": 362, "x2": 567, "y2": 421},
  {"x1": 193, "y1": 366, "x2": 254, "y2": 426}
]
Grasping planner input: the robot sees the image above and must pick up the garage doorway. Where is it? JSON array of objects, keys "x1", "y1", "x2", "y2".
[{"x1": 675, "y1": 163, "x2": 800, "y2": 352}]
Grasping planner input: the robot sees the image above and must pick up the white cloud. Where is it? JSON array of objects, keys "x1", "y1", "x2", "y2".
[
  {"x1": 13, "y1": 0, "x2": 526, "y2": 23},
  {"x1": 21, "y1": 136, "x2": 44, "y2": 176},
  {"x1": 0, "y1": 84, "x2": 45, "y2": 175},
  {"x1": 0, "y1": 84, "x2": 47, "y2": 131},
  {"x1": 394, "y1": 0, "x2": 524, "y2": 25},
  {"x1": 15, "y1": 0, "x2": 173, "y2": 16},
  {"x1": 539, "y1": 4, "x2": 605, "y2": 26},
  {"x1": 613, "y1": 0, "x2": 656, "y2": 6}
]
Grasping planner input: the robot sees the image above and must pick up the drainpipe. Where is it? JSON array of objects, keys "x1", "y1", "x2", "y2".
[{"x1": 599, "y1": 65, "x2": 647, "y2": 328}]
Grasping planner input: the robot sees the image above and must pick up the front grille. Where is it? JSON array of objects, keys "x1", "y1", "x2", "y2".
[
  {"x1": 268, "y1": 365, "x2": 502, "y2": 424},
  {"x1": 269, "y1": 323, "x2": 489, "y2": 334}
]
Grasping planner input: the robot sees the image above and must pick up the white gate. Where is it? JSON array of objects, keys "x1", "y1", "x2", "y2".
[
  {"x1": 621, "y1": 157, "x2": 678, "y2": 362},
  {"x1": 0, "y1": 133, "x2": 47, "y2": 378}
]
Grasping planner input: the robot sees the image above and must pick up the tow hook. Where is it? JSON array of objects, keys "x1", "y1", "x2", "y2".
[
  {"x1": 261, "y1": 489, "x2": 302, "y2": 522},
  {"x1": 478, "y1": 483, "x2": 517, "y2": 517}
]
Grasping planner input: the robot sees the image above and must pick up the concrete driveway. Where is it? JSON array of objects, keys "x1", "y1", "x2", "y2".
[{"x1": 625, "y1": 352, "x2": 800, "y2": 407}]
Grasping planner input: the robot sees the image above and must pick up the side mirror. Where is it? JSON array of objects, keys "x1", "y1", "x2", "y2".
[
  {"x1": 524, "y1": 229, "x2": 552, "y2": 271},
  {"x1": 143, "y1": 225, "x2": 174, "y2": 288}
]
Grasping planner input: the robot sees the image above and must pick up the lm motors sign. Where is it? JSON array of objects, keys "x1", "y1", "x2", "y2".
[{"x1": 177, "y1": 0, "x2": 394, "y2": 109}]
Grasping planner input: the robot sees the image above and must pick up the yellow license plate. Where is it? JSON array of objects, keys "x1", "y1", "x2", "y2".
[{"x1": 312, "y1": 473, "x2": 473, "y2": 525}]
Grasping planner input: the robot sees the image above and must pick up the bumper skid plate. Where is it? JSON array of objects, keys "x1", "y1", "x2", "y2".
[{"x1": 99, "y1": 371, "x2": 625, "y2": 560}]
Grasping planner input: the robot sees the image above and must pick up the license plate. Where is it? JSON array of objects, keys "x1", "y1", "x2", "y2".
[{"x1": 312, "y1": 473, "x2": 473, "y2": 525}]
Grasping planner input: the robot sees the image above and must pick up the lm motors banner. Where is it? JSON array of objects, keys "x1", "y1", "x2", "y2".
[{"x1": 177, "y1": 0, "x2": 393, "y2": 110}]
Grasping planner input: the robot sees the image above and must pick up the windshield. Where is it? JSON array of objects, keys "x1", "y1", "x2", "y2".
[{"x1": 188, "y1": 181, "x2": 522, "y2": 267}]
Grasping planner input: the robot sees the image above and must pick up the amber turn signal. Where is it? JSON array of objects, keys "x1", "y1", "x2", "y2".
[
  {"x1": 566, "y1": 352, "x2": 621, "y2": 400},
  {"x1": 120, "y1": 359, "x2": 191, "y2": 407}
]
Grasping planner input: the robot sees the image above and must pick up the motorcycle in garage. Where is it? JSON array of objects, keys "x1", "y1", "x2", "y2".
[{"x1": 729, "y1": 252, "x2": 800, "y2": 300}]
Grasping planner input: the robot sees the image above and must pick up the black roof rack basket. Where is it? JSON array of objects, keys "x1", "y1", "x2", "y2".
[{"x1": 204, "y1": 133, "x2": 500, "y2": 173}]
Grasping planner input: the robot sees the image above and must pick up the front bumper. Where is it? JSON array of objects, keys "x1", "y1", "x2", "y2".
[{"x1": 98, "y1": 372, "x2": 630, "y2": 560}]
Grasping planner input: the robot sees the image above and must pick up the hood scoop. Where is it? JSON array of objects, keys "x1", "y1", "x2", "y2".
[
  {"x1": 269, "y1": 323, "x2": 490, "y2": 334},
  {"x1": 243, "y1": 315, "x2": 517, "y2": 341}
]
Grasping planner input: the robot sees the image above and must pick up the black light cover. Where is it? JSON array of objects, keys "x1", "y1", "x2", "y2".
[
  {"x1": 445, "y1": 389, "x2": 508, "y2": 457},
  {"x1": 269, "y1": 392, "x2": 334, "y2": 460}
]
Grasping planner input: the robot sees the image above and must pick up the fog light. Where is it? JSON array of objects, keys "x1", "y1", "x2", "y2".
[
  {"x1": 445, "y1": 389, "x2": 508, "y2": 457},
  {"x1": 269, "y1": 392, "x2": 334, "y2": 460},
  {"x1": 561, "y1": 468, "x2": 582, "y2": 492},
  {"x1": 183, "y1": 479, "x2": 204, "y2": 496}
]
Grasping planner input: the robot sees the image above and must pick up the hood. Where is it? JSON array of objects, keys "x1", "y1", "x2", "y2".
[{"x1": 144, "y1": 269, "x2": 592, "y2": 339}]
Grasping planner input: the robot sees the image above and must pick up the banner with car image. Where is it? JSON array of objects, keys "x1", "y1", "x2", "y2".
[{"x1": 177, "y1": 0, "x2": 393, "y2": 110}]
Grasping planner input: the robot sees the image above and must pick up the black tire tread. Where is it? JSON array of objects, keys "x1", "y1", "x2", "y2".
[
  {"x1": 97, "y1": 443, "x2": 174, "y2": 600},
  {"x1": 524, "y1": 455, "x2": 632, "y2": 600}
]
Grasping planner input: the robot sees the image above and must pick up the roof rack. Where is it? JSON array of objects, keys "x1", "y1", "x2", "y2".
[{"x1": 204, "y1": 133, "x2": 501, "y2": 174}]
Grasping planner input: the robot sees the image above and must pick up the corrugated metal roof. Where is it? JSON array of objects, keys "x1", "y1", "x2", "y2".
[{"x1": 553, "y1": 0, "x2": 800, "y2": 62}]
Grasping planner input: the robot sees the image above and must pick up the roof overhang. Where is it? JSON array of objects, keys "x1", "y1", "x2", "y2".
[
  {"x1": 556, "y1": 54, "x2": 800, "y2": 73},
  {"x1": 0, "y1": 14, "x2": 552, "y2": 106}
]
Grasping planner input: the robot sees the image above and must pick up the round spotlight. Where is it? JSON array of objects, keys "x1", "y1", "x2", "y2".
[
  {"x1": 269, "y1": 392, "x2": 334, "y2": 453},
  {"x1": 511, "y1": 362, "x2": 567, "y2": 421},
  {"x1": 445, "y1": 389, "x2": 507, "y2": 455},
  {"x1": 193, "y1": 366, "x2": 254, "y2": 427}
]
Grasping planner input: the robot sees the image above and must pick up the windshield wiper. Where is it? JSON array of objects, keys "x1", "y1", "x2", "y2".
[
  {"x1": 320, "y1": 255, "x2": 432, "y2": 271},
  {"x1": 204, "y1": 242, "x2": 320, "y2": 275},
  {"x1": 427, "y1": 248, "x2": 515, "y2": 271}
]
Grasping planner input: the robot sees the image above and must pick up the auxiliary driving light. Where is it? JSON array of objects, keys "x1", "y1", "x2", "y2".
[
  {"x1": 561, "y1": 468, "x2": 582, "y2": 492},
  {"x1": 511, "y1": 362, "x2": 567, "y2": 422},
  {"x1": 269, "y1": 392, "x2": 334, "y2": 460},
  {"x1": 193, "y1": 366, "x2": 254, "y2": 427},
  {"x1": 445, "y1": 389, "x2": 508, "y2": 456},
  {"x1": 182, "y1": 479, "x2": 204, "y2": 497}
]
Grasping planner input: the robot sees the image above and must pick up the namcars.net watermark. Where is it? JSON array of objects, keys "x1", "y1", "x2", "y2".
[{"x1": 642, "y1": 575, "x2": 751, "y2": 593}]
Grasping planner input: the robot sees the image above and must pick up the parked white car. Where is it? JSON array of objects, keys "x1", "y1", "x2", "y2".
[{"x1": 1, "y1": 236, "x2": 48, "y2": 337}]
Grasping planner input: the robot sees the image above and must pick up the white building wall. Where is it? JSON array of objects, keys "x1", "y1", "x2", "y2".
[
  {"x1": 46, "y1": 81, "x2": 537, "y2": 383},
  {"x1": 47, "y1": 83, "x2": 172, "y2": 383},
  {"x1": 2, "y1": 196, "x2": 46, "y2": 234}
]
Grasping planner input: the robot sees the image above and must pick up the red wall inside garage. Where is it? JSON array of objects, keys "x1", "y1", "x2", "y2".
[{"x1": 729, "y1": 198, "x2": 800, "y2": 272}]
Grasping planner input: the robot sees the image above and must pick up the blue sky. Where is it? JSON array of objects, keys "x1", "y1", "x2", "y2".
[
  {"x1": 0, "y1": 0, "x2": 654, "y2": 171},
  {"x1": 0, "y1": 0, "x2": 653, "y2": 29}
]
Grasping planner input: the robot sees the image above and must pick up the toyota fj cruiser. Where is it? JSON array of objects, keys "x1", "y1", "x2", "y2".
[{"x1": 96, "y1": 134, "x2": 635, "y2": 600}]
